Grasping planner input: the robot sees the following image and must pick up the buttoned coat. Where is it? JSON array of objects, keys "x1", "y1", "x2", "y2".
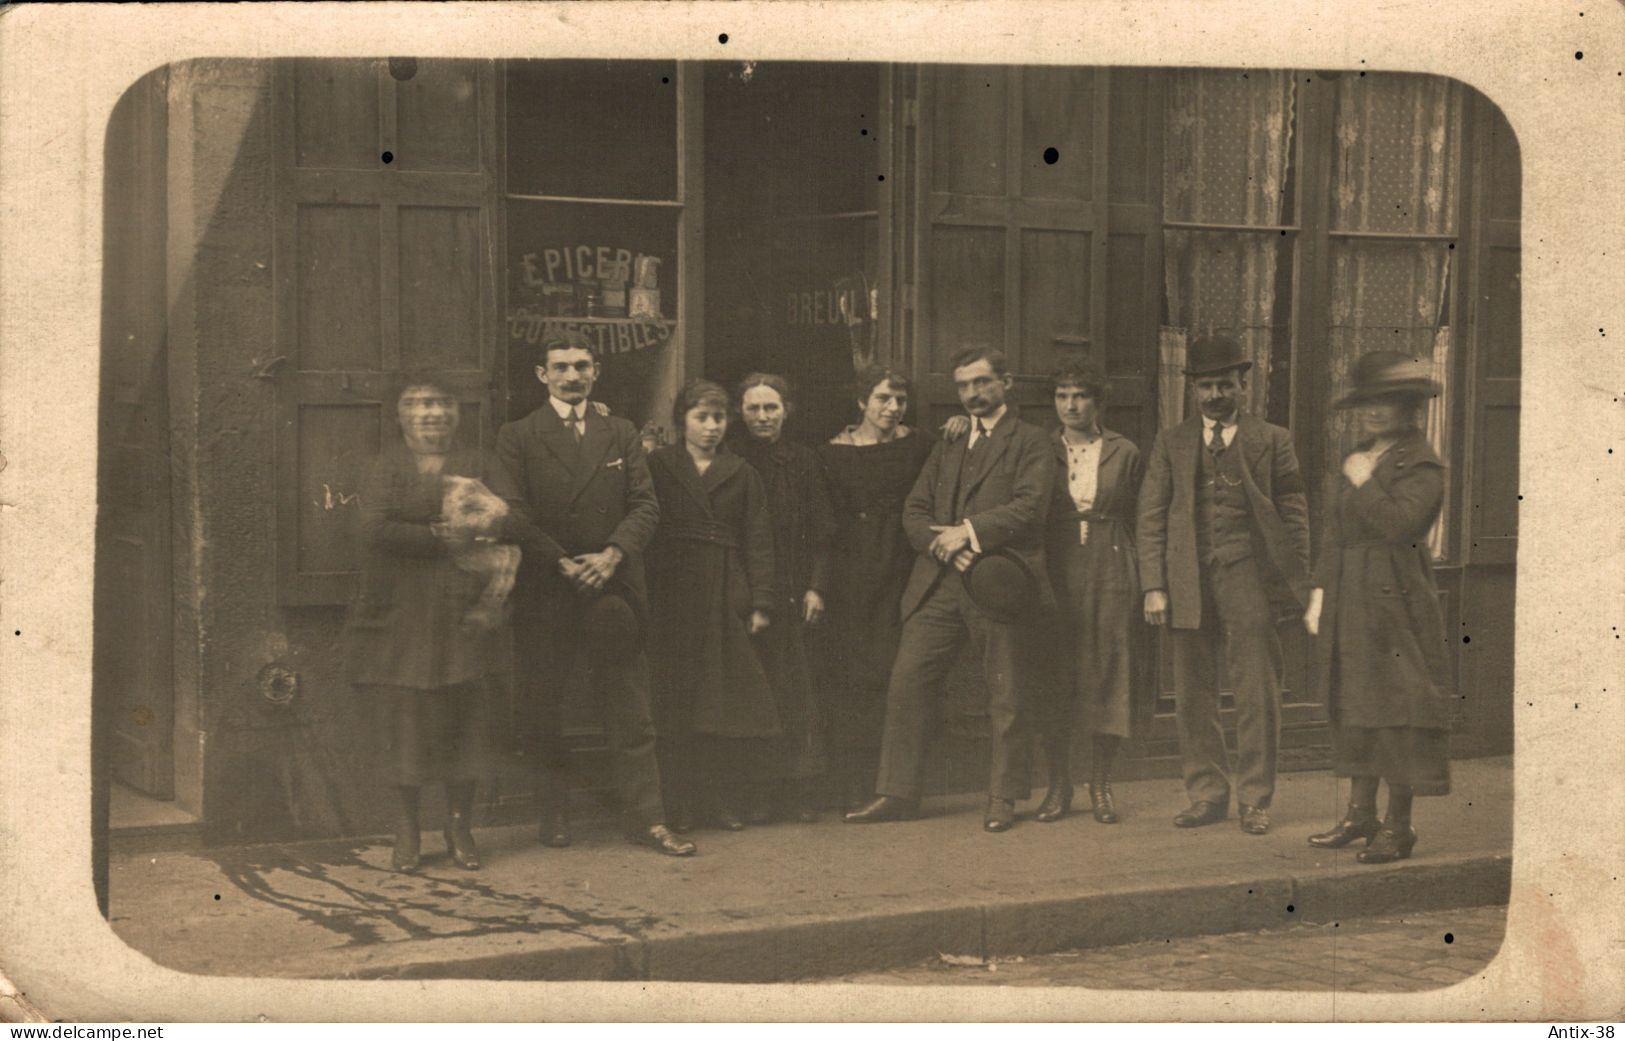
[
  {"x1": 1136, "y1": 412, "x2": 1311, "y2": 630},
  {"x1": 899, "y1": 410, "x2": 1056, "y2": 622},
  {"x1": 1310, "y1": 429, "x2": 1451, "y2": 730},
  {"x1": 495, "y1": 402, "x2": 659, "y2": 616}
]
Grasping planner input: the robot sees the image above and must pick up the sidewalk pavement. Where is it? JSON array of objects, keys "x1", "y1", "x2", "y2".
[{"x1": 108, "y1": 757, "x2": 1511, "y2": 982}]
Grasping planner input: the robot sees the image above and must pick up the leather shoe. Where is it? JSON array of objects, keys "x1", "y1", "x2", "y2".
[
  {"x1": 1089, "y1": 781, "x2": 1120, "y2": 824},
  {"x1": 983, "y1": 797, "x2": 1016, "y2": 833},
  {"x1": 1034, "y1": 782, "x2": 1073, "y2": 823},
  {"x1": 1356, "y1": 822, "x2": 1417, "y2": 864},
  {"x1": 444, "y1": 813, "x2": 481, "y2": 870},
  {"x1": 630, "y1": 824, "x2": 697, "y2": 857},
  {"x1": 843, "y1": 795, "x2": 920, "y2": 824},
  {"x1": 538, "y1": 806, "x2": 572, "y2": 848},
  {"x1": 1307, "y1": 808, "x2": 1380, "y2": 848},
  {"x1": 709, "y1": 807, "x2": 746, "y2": 832},
  {"x1": 1239, "y1": 804, "x2": 1271, "y2": 835},
  {"x1": 1173, "y1": 801, "x2": 1227, "y2": 828}
]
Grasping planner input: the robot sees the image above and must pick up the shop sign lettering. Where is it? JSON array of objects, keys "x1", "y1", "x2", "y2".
[{"x1": 506, "y1": 308, "x2": 672, "y2": 356}]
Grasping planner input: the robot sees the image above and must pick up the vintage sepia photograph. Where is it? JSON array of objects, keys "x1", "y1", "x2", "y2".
[
  {"x1": 91, "y1": 54, "x2": 1518, "y2": 988},
  {"x1": 1, "y1": 0, "x2": 1620, "y2": 1024}
]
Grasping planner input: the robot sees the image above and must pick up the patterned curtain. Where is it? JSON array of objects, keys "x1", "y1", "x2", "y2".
[
  {"x1": 1326, "y1": 74, "x2": 1462, "y2": 558},
  {"x1": 1161, "y1": 69, "x2": 1296, "y2": 421}
]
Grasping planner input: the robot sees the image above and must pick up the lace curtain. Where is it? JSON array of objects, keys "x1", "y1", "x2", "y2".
[
  {"x1": 1326, "y1": 74, "x2": 1463, "y2": 558},
  {"x1": 1160, "y1": 70, "x2": 1296, "y2": 423}
]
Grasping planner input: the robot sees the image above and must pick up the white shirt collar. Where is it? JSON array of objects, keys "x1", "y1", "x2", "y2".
[
  {"x1": 550, "y1": 395, "x2": 586, "y2": 423},
  {"x1": 972, "y1": 403, "x2": 1008, "y2": 435},
  {"x1": 1202, "y1": 412, "x2": 1239, "y2": 446}
]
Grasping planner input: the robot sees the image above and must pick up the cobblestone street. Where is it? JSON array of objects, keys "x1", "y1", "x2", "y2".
[{"x1": 824, "y1": 905, "x2": 1506, "y2": 991}]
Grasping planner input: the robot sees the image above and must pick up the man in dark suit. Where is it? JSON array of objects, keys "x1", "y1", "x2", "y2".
[
  {"x1": 1136, "y1": 334, "x2": 1311, "y2": 835},
  {"x1": 845, "y1": 347, "x2": 1056, "y2": 833},
  {"x1": 496, "y1": 331, "x2": 694, "y2": 857}
]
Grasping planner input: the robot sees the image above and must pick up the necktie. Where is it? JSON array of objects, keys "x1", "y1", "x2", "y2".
[
  {"x1": 1208, "y1": 424, "x2": 1225, "y2": 455},
  {"x1": 571, "y1": 408, "x2": 584, "y2": 441},
  {"x1": 972, "y1": 419, "x2": 988, "y2": 448}
]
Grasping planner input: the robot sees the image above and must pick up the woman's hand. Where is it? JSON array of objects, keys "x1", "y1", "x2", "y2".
[
  {"x1": 802, "y1": 590, "x2": 825, "y2": 625},
  {"x1": 1342, "y1": 451, "x2": 1376, "y2": 488},
  {"x1": 1303, "y1": 587, "x2": 1325, "y2": 636},
  {"x1": 749, "y1": 610, "x2": 771, "y2": 635},
  {"x1": 592, "y1": 401, "x2": 612, "y2": 417},
  {"x1": 941, "y1": 415, "x2": 971, "y2": 441}
]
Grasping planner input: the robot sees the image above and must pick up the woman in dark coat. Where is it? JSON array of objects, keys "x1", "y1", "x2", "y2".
[
  {"x1": 646, "y1": 379, "x2": 780, "y2": 832},
  {"x1": 1304, "y1": 350, "x2": 1452, "y2": 864},
  {"x1": 1033, "y1": 360, "x2": 1151, "y2": 825},
  {"x1": 815, "y1": 364, "x2": 934, "y2": 807},
  {"x1": 735, "y1": 373, "x2": 836, "y2": 823},
  {"x1": 345, "y1": 374, "x2": 526, "y2": 873}
]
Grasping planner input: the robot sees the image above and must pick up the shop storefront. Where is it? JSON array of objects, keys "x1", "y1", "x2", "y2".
[{"x1": 96, "y1": 59, "x2": 1519, "y2": 843}]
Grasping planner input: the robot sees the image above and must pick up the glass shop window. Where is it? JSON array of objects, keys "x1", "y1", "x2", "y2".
[{"x1": 505, "y1": 60, "x2": 683, "y2": 425}]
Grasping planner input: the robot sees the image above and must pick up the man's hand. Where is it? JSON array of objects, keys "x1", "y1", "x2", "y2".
[
  {"x1": 951, "y1": 548, "x2": 978, "y2": 573},
  {"x1": 429, "y1": 520, "x2": 474, "y2": 550},
  {"x1": 1143, "y1": 589, "x2": 1169, "y2": 627},
  {"x1": 749, "y1": 609, "x2": 771, "y2": 635},
  {"x1": 557, "y1": 555, "x2": 590, "y2": 592},
  {"x1": 1303, "y1": 587, "x2": 1325, "y2": 636},
  {"x1": 802, "y1": 590, "x2": 825, "y2": 625},
  {"x1": 928, "y1": 523, "x2": 973, "y2": 563},
  {"x1": 1342, "y1": 451, "x2": 1376, "y2": 488},
  {"x1": 570, "y1": 546, "x2": 624, "y2": 593}
]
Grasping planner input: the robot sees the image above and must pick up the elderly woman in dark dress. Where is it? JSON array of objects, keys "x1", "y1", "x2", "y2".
[
  {"x1": 646, "y1": 379, "x2": 780, "y2": 832},
  {"x1": 345, "y1": 374, "x2": 528, "y2": 873},
  {"x1": 1032, "y1": 361, "x2": 1150, "y2": 825},
  {"x1": 815, "y1": 365, "x2": 934, "y2": 808},
  {"x1": 734, "y1": 372, "x2": 836, "y2": 823},
  {"x1": 1303, "y1": 351, "x2": 1451, "y2": 864}
]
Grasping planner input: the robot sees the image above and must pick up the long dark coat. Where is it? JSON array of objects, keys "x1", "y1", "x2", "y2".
[
  {"x1": 1136, "y1": 412, "x2": 1312, "y2": 629},
  {"x1": 646, "y1": 445, "x2": 780, "y2": 739},
  {"x1": 1042, "y1": 428, "x2": 1151, "y2": 741},
  {"x1": 344, "y1": 444, "x2": 519, "y2": 690},
  {"x1": 735, "y1": 436, "x2": 835, "y2": 777},
  {"x1": 1311, "y1": 429, "x2": 1452, "y2": 732}
]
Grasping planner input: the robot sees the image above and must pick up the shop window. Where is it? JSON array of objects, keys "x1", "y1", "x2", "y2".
[{"x1": 504, "y1": 61, "x2": 686, "y2": 433}]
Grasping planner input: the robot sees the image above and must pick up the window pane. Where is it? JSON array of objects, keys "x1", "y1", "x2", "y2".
[
  {"x1": 1331, "y1": 74, "x2": 1462, "y2": 234},
  {"x1": 505, "y1": 200, "x2": 679, "y2": 420},
  {"x1": 1019, "y1": 229, "x2": 1090, "y2": 373},
  {"x1": 928, "y1": 226, "x2": 1004, "y2": 370},
  {"x1": 506, "y1": 60, "x2": 678, "y2": 200}
]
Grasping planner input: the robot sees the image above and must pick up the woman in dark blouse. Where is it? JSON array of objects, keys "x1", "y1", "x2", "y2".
[
  {"x1": 344, "y1": 374, "x2": 527, "y2": 873},
  {"x1": 815, "y1": 364, "x2": 934, "y2": 807},
  {"x1": 734, "y1": 373, "x2": 837, "y2": 823},
  {"x1": 1304, "y1": 351, "x2": 1452, "y2": 864},
  {"x1": 645, "y1": 379, "x2": 780, "y2": 832}
]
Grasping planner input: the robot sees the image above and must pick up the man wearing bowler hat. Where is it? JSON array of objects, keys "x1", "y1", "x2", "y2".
[
  {"x1": 845, "y1": 346, "x2": 1055, "y2": 833},
  {"x1": 496, "y1": 330, "x2": 694, "y2": 857},
  {"x1": 1136, "y1": 334, "x2": 1311, "y2": 835}
]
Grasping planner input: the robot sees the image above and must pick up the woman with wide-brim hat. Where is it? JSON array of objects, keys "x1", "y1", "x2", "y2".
[{"x1": 1303, "y1": 351, "x2": 1452, "y2": 864}]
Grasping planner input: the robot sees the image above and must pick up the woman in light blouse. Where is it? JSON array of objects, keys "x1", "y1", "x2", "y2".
[{"x1": 1034, "y1": 361, "x2": 1150, "y2": 825}]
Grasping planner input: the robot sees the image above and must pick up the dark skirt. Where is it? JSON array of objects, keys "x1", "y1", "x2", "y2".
[
  {"x1": 1332, "y1": 724, "x2": 1451, "y2": 796},
  {"x1": 753, "y1": 600, "x2": 829, "y2": 779},
  {"x1": 1041, "y1": 521, "x2": 1149, "y2": 744},
  {"x1": 363, "y1": 680, "x2": 492, "y2": 786}
]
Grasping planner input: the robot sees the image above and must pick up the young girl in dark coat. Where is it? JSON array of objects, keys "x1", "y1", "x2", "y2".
[{"x1": 645, "y1": 379, "x2": 780, "y2": 831}]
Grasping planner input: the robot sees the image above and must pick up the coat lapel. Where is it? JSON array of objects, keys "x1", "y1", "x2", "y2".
[
  {"x1": 666, "y1": 446, "x2": 717, "y2": 517},
  {"x1": 1235, "y1": 413, "x2": 1270, "y2": 483},
  {"x1": 959, "y1": 412, "x2": 1013, "y2": 504},
  {"x1": 940, "y1": 429, "x2": 970, "y2": 522},
  {"x1": 535, "y1": 404, "x2": 583, "y2": 475},
  {"x1": 1172, "y1": 416, "x2": 1202, "y2": 493},
  {"x1": 701, "y1": 450, "x2": 744, "y2": 496},
  {"x1": 567, "y1": 407, "x2": 616, "y2": 501}
]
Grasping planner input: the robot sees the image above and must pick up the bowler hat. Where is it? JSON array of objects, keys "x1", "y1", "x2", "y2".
[
  {"x1": 1182, "y1": 334, "x2": 1253, "y2": 377},
  {"x1": 1332, "y1": 350, "x2": 1442, "y2": 409},
  {"x1": 960, "y1": 549, "x2": 1038, "y2": 623}
]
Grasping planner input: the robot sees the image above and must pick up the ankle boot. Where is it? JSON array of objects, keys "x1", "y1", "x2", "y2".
[
  {"x1": 1307, "y1": 804, "x2": 1381, "y2": 848},
  {"x1": 1088, "y1": 760, "x2": 1119, "y2": 825},
  {"x1": 443, "y1": 783, "x2": 481, "y2": 870},
  {"x1": 1035, "y1": 746, "x2": 1073, "y2": 823},
  {"x1": 391, "y1": 786, "x2": 421, "y2": 873},
  {"x1": 1357, "y1": 817, "x2": 1418, "y2": 864}
]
